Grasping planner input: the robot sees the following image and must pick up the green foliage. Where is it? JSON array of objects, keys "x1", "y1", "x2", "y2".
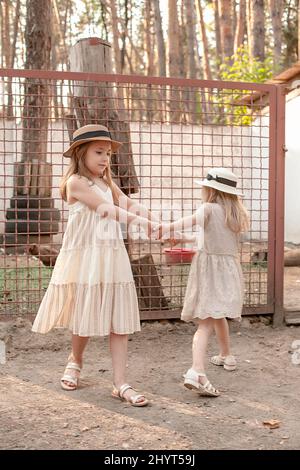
[
  {"x1": 216, "y1": 46, "x2": 274, "y2": 125},
  {"x1": 220, "y1": 46, "x2": 273, "y2": 83}
]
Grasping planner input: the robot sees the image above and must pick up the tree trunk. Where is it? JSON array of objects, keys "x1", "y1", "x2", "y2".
[
  {"x1": 109, "y1": 0, "x2": 122, "y2": 73},
  {"x1": 19, "y1": 0, "x2": 52, "y2": 197},
  {"x1": 185, "y1": 0, "x2": 197, "y2": 79},
  {"x1": 145, "y1": 0, "x2": 155, "y2": 122},
  {"x1": 0, "y1": 2, "x2": 3, "y2": 69},
  {"x1": 197, "y1": 0, "x2": 212, "y2": 80},
  {"x1": 219, "y1": 0, "x2": 234, "y2": 61},
  {"x1": 69, "y1": 38, "x2": 139, "y2": 195},
  {"x1": 247, "y1": 0, "x2": 265, "y2": 61},
  {"x1": 213, "y1": 0, "x2": 222, "y2": 69},
  {"x1": 185, "y1": 0, "x2": 197, "y2": 123},
  {"x1": 234, "y1": 0, "x2": 246, "y2": 52},
  {"x1": 268, "y1": 0, "x2": 283, "y2": 66},
  {"x1": 152, "y1": 0, "x2": 166, "y2": 77},
  {"x1": 5, "y1": 0, "x2": 60, "y2": 253},
  {"x1": 51, "y1": 0, "x2": 64, "y2": 119},
  {"x1": 179, "y1": 0, "x2": 187, "y2": 79},
  {"x1": 168, "y1": 0, "x2": 181, "y2": 77},
  {"x1": 232, "y1": 0, "x2": 237, "y2": 34},
  {"x1": 6, "y1": 0, "x2": 21, "y2": 119},
  {"x1": 298, "y1": 1, "x2": 300, "y2": 60},
  {"x1": 120, "y1": 0, "x2": 129, "y2": 72},
  {"x1": 3, "y1": 0, "x2": 10, "y2": 71},
  {"x1": 152, "y1": 0, "x2": 166, "y2": 120},
  {"x1": 2, "y1": 0, "x2": 11, "y2": 117},
  {"x1": 196, "y1": 0, "x2": 213, "y2": 124},
  {"x1": 60, "y1": 0, "x2": 71, "y2": 69},
  {"x1": 168, "y1": 0, "x2": 182, "y2": 122}
]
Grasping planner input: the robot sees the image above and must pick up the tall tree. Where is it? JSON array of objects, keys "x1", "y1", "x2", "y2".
[
  {"x1": 219, "y1": 0, "x2": 234, "y2": 61},
  {"x1": 145, "y1": 0, "x2": 155, "y2": 121},
  {"x1": 213, "y1": 0, "x2": 222, "y2": 68},
  {"x1": 268, "y1": 0, "x2": 283, "y2": 66},
  {"x1": 6, "y1": 0, "x2": 21, "y2": 118},
  {"x1": 234, "y1": 0, "x2": 246, "y2": 52},
  {"x1": 185, "y1": 0, "x2": 197, "y2": 122},
  {"x1": 282, "y1": 0, "x2": 298, "y2": 67},
  {"x1": 19, "y1": 0, "x2": 52, "y2": 196},
  {"x1": 185, "y1": 0, "x2": 197, "y2": 79},
  {"x1": 196, "y1": 0, "x2": 212, "y2": 80},
  {"x1": 168, "y1": 0, "x2": 182, "y2": 121},
  {"x1": 152, "y1": 0, "x2": 166, "y2": 77},
  {"x1": 247, "y1": 0, "x2": 265, "y2": 61},
  {"x1": 168, "y1": 0, "x2": 181, "y2": 77},
  {"x1": 109, "y1": 0, "x2": 122, "y2": 73},
  {"x1": 145, "y1": 0, "x2": 155, "y2": 77},
  {"x1": 298, "y1": 0, "x2": 300, "y2": 60},
  {"x1": 152, "y1": 0, "x2": 166, "y2": 120},
  {"x1": 2, "y1": 0, "x2": 61, "y2": 255}
]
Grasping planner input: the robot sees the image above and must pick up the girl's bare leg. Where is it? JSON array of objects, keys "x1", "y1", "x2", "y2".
[
  {"x1": 110, "y1": 332, "x2": 145, "y2": 403},
  {"x1": 62, "y1": 334, "x2": 89, "y2": 388},
  {"x1": 191, "y1": 318, "x2": 214, "y2": 384},
  {"x1": 213, "y1": 318, "x2": 230, "y2": 356}
]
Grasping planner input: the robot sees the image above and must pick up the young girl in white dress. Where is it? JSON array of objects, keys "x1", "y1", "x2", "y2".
[
  {"x1": 153, "y1": 168, "x2": 249, "y2": 397},
  {"x1": 32, "y1": 124, "x2": 161, "y2": 407}
]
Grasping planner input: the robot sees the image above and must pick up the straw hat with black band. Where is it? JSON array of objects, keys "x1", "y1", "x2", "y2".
[
  {"x1": 195, "y1": 167, "x2": 244, "y2": 197},
  {"x1": 63, "y1": 124, "x2": 122, "y2": 158}
]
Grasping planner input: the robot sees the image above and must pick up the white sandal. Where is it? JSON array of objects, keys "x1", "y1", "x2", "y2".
[
  {"x1": 61, "y1": 362, "x2": 81, "y2": 391},
  {"x1": 210, "y1": 354, "x2": 237, "y2": 371},
  {"x1": 112, "y1": 383, "x2": 149, "y2": 407},
  {"x1": 183, "y1": 368, "x2": 220, "y2": 397}
]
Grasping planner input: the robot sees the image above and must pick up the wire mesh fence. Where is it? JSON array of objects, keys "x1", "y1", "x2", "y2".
[{"x1": 0, "y1": 69, "x2": 284, "y2": 320}]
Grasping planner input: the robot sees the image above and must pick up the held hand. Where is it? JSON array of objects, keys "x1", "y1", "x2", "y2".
[
  {"x1": 151, "y1": 223, "x2": 167, "y2": 240},
  {"x1": 152, "y1": 226, "x2": 189, "y2": 246},
  {"x1": 169, "y1": 237, "x2": 180, "y2": 247},
  {"x1": 148, "y1": 221, "x2": 161, "y2": 238},
  {"x1": 151, "y1": 224, "x2": 182, "y2": 245}
]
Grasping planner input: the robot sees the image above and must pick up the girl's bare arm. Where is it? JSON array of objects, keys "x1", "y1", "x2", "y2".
[
  {"x1": 153, "y1": 204, "x2": 212, "y2": 240},
  {"x1": 112, "y1": 182, "x2": 160, "y2": 223},
  {"x1": 67, "y1": 175, "x2": 156, "y2": 230}
]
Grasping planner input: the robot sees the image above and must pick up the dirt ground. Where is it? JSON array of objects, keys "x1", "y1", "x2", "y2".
[{"x1": 1, "y1": 314, "x2": 300, "y2": 450}]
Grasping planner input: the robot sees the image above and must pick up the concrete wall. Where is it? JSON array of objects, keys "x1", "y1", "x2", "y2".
[{"x1": 0, "y1": 119, "x2": 270, "y2": 244}]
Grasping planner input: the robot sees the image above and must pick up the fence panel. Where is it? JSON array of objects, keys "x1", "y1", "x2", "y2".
[{"x1": 0, "y1": 69, "x2": 284, "y2": 321}]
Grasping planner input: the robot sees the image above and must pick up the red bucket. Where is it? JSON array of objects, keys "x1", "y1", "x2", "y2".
[{"x1": 164, "y1": 248, "x2": 196, "y2": 265}]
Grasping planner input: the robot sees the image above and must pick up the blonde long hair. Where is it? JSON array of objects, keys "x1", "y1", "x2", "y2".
[
  {"x1": 202, "y1": 186, "x2": 250, "y2": 233},
  {"x1": 60, "y1": 142, "x2": 119, "y2": 204}
]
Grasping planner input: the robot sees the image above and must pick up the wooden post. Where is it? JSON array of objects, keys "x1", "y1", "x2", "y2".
[
  {"x1": 69, "y1": 37, "x2": 139, "y2": 195},
  {"x1": 67, "y1": 37, "x2": 168, "y2": 312}
]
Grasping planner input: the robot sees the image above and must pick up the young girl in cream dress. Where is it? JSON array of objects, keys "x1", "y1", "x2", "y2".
[
  {"x1": 153, "y1": 167, "x2": 249, "y2": 397},
  {"x1": 32, "y1": 124, "x2": 162, "y2": 407}
]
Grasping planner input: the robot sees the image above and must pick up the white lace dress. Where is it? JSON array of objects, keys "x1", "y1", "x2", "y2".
[
  {"x1": 181, "y1": 202, "x2": 244, "y2": 322},
  {"x1": 32, "y1": 184, "x2": 141, "y2": 337}
]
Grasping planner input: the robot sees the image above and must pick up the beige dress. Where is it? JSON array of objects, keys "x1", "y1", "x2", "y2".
[
  {"x1": 181, "y1": 202, "x2": 244, "y2": 322},
  {"x1": 32, "y1": 183, "x2": 141, "y2": 337}
]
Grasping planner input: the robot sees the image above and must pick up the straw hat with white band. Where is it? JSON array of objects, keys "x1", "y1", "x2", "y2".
[
  {"x1": 63, "y1": 124, "x2": 122, "y2": 158},
  {"x1": 195, "y1": 167, "x2": 244, "y2": 197}
]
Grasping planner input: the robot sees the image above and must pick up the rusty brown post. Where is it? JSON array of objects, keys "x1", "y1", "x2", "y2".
[{"x1": 272, "y1": 85, "x2": 286, "y2": 327}]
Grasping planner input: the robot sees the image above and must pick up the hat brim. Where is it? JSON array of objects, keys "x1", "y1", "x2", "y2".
[
  {"x1": 63, "y1": 137, "x2": 122, "y2": 158},
  {"x1": 195, "y1": 179, "x2": 244, "y2": 197}
]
